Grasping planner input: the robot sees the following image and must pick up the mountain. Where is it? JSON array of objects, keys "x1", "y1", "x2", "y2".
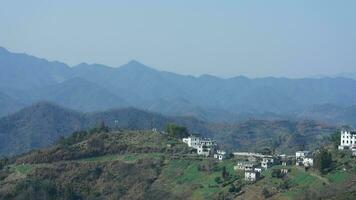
[
  {"x1": 0, "y1": 92, "x2": 24, "y2": 117},
  {"x1": 294, "y1": 104, "x2": 356, "y2": 127},
  {"x1": 0, "y1": 47, "x2": 69, "y2": 90},
  {"x1": 1, "y1": 47, "x2": 356, "y2": 122},
  {"x1": 0, "y1": 102, "x2": 211, "y2": 156},
  {"x1": 0, "y1": 102, "x2": 337, "y2": 156},
  {"x1": 31, "y1": 78, "x2": 128, "y2": 112},
  {"x1": 0, "y1": 102, "x2": 86, "y2": 155}
]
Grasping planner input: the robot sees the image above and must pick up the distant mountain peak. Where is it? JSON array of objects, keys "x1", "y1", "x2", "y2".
[
  {"x1": 0, "y1": 46, "x2": 9, "y2": 54},
  {"x1": 127, "y1": 59, "x2": 143, "y2": 65},
  {"x1": 119, "y1": 60, "x2": 156, "y2": 72}
]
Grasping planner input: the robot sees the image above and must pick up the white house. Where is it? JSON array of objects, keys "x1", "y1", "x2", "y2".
[
  {"x1": 338, "y1": 130, "x2": 356, "y2": 150},
  {"x1": 234, "y1": 161, "x2": 258, "y2": 171},
  {"x1": 261, "y1": 157, "x2": 274, "y2": 169},
  {"x1": 245, "y1": 170, "x2": 260, "y2": 182},
  {"x1": 214, "y1": 150, "x2": 227, "y2": 160},
  {"x1": 182, "y1": 136, "x2": 201, "y2": 148},
  {"x1": 296, "y1": 151, "x2": 310, "y2": 158},
  {"x1": 296, "y1": 151, "x2": 313, "y2": 167},
  {"x1": 303, "y1": 157, "x2": 314, "y2": 167},
  {"x1": 254, "y1": 168, "x2": 262, "y2": 173},
  {"x1": 182, "y1": 136, "x2": 216, "y2": 156}
]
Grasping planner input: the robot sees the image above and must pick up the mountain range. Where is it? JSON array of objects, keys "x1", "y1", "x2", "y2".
[
  {"x1": 1, "y1": 47, "x2": 356, "y2": 124},
  {"x1": 0, "y1": 102, "x2": 336, "y2": 156}
]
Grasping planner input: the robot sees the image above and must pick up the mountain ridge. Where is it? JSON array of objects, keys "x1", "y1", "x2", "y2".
[
  {"x1": 1, "y1": 46, "x2": 356, "y2": 123},
  {"x1": 0, "y1": 102, "x2": 337, "y2": 156}
]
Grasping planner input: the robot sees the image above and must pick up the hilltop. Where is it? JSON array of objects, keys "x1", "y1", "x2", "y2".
[
  {"x1": 0, "y1": 103, "x2": 337, "y2": 156},
  {"x1": 0, "y1": 129, "x2": 355, "y2": 200}
]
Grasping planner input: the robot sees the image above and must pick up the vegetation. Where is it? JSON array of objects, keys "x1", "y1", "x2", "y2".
[
  {"x1": 165, "y1": 123, "x2": 189, "y2": 138},
  {"x1": 0, "y1": 103, "x2": 337, "y2": 157},
  {"x1": 0, "y1": 128, "x2": 355, "y2": 199},
  {"x1": 314, "y1": 148, "x2": 333, "y2": 174}
]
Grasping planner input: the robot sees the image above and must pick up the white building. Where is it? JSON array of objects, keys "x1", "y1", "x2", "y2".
[
  {"x1": 196, "y1": 144, "x2": 214, "y2": 156},
  {"x1": 254, "y1": 168, "x2": 262, "y2": 173},
  {"x1": 234, "y1": 161, "x2": 258, "y2": 171},
  {"x1": 182, "y1": 136, "x2": 216, "y2": 156},
  {"x1": 296, "y1": 151, "x2": 310, "y2": 158},
  {"x1": 214, "y1": 150, "x2": 227, "y2": 160},
  {"x1": 245, "y1": 170, "x2": 260, "y2": 182},
  {"x1": 182, "y1": 136, "x2": 201, "y2": 148},
  {"x1": 303, "y1": 157, "x2": 314, "y2": 167},
  {"x1": 261, "y1": 157, "x2": 274, "y2": 169},
  {"x1": 296, "y1": 151, "x2": 313, "y2": 167},
  {"x1": 338, "y1": 130, "x2": 356, "y2": 150}
]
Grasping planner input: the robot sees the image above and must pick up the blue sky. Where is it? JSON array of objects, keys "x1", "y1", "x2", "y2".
[{"x1": 0, "y1": 0, "x2": 355, "y2": 78}]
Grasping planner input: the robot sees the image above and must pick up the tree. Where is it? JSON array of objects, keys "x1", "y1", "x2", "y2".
[
  {"x1": 228, "y1": 184, "x2": 241, "y2": 193},
  {"x1": 165, "y1": 123, "x2": 189, "y2": 138},
  {"x1": 221, "y1": 166, "x2": 229, "y2": 181},
  {"x1": 260, "y1": 148, "x2": 272, "y2": 155},
  {"x1": 314, "y1": 148, "x2": 332, "y2": 174},
  {"x1": 329, "y1": 132, "x2": 340, "y2": 149}
]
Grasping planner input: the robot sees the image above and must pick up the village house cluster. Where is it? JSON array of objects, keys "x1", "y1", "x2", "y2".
[
  {"x1": 338, "y1": 130, "x2": 356, "y2": 156},
  {"x1": 233, "y1": 153, "x2": 284, "y2": 182},
  {"x1": 182, "y1": 135, "x2": 227, "y2": 160},
  {"x1": 232, "y1": 150, "x2": 314, "y2": 182},
  {"x1": 182, "y1": 136, "x2": 317, "y2": 182}
]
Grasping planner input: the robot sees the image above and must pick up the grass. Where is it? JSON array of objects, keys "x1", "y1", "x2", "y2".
[
  {"x1": 13, "y1": 164, "x2": 33, "y2": 175},
  {"x1": 282, "y1": 167, "x2": 326, "y2": 199},
  {"x1": 326, "y1": 170, "x2": 349, "y2": 183},
  {"x1": 290, "y1": 169, "x2": 319, "y2": 186},
  {"x1": 158, "y1": 158, "x2": 238, "y2": 199}
]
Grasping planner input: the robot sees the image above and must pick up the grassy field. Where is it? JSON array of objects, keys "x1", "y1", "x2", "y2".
[
  {"x1": 13, "y1": 164, "x2": 33, "y2": 175},
  {"x1": 154, "y1": 158, "x2": 240, "y2": 199}
]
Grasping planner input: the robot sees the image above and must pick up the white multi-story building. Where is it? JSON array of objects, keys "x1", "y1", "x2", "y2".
[
  {"x1": 245, "y1": 170, "x2": 260, "y2": 182},
  {"x1": 182, "y1": 136, "x2": 216, "y2": 156},
  {"x1": 338, "y1": 130, "x2": 356, "y2": 150},
  {"x1": 182, "y1": 136, "x2": 201, "y2": 148}
]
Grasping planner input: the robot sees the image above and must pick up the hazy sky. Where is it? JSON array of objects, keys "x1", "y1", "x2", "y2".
[{"x1": 1, "y1": 0, "x2": 355, "y2": 78}]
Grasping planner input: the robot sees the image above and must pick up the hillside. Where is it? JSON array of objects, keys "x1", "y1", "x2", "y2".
[
  {"x1": 0, "y1": 130, "x2": 355, "y2": 200},
  {"x1": 0, "y1": 103, "x2": 86, "y2": 156},
  {"x1": 209, "y1": 120, "x2": 336, "y2": 154},
  {"x1": 2, "y1": 47, "x2": 356, "y2": 122},
  {"x1": 0, "y1": 102, "x2": 212, "y2": 156},
  {"x1": 0, "y1": 103, "x2": 337, "y2": 156},
  {"x1": 294, "y1": 104, "x2": 356, "y2": 128}
]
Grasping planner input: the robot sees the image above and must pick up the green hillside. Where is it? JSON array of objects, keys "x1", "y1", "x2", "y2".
[{"x1": 0, "y1": 128, "x2": 355, "y2": 200}]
